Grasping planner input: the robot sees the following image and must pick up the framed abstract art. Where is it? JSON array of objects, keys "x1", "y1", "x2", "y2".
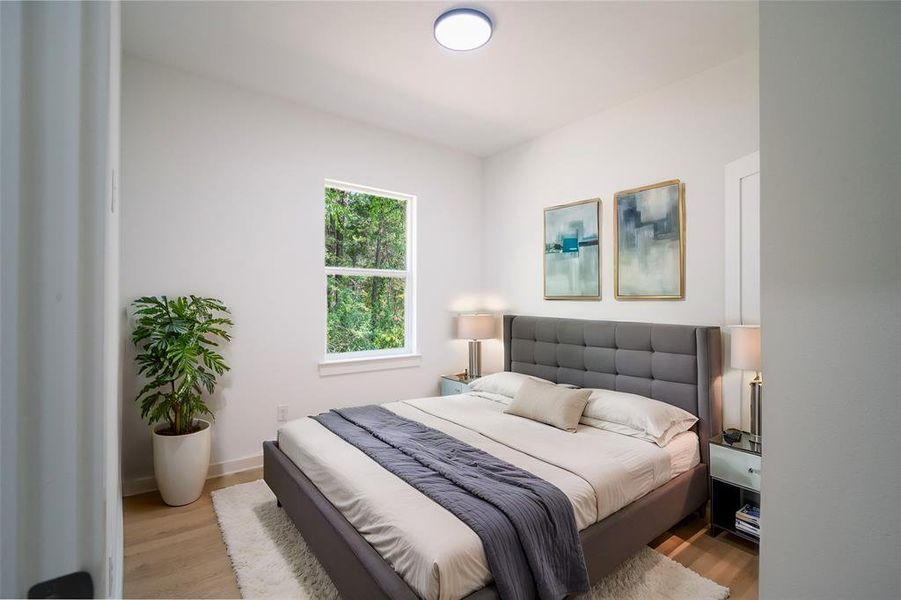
[
  {"x1": 543, "y1": 199, "x2": 601, "y2": 300},
  {"x1": 614, "y1": 180, "x2": 685, "y2": 300}
]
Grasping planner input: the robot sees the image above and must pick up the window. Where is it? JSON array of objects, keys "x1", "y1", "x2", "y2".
[{"x1": 324, "y1": 180, "x2": 416, "y2": 362}]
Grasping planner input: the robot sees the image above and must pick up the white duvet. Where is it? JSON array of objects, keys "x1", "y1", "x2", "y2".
[{"x1": 277, "y1": 392, "x2": 699, "y2": 600}]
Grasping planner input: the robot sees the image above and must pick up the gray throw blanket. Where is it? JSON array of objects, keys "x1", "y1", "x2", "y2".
[{"x1": 312, "y1": 405, "x2": 589, "y2": 600}]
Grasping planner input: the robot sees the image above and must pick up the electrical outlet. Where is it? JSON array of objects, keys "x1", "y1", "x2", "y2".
[{"x1": 277, "y1": 405, "x2": 288, "y2": 423}]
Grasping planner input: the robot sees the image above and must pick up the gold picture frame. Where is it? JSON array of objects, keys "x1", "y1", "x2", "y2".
[
  {"x1": 543, "y1": 198, "x2": 601, "y2": 301},
  {"x1": 614, "y1": 180, "x2": 685, "y2": 300}
]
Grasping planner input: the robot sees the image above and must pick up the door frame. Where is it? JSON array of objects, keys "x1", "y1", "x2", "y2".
[{"x1": 723, "y1": 151, "x2": 760, "y2": 430}]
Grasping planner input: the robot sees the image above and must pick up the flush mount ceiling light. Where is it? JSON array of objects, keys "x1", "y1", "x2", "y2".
[{"x1": 434, "y1": 8, "x2": 493, "y2": 51}]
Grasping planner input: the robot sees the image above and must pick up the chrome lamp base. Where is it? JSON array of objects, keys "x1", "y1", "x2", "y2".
[
  {"x1": 468, "y1": 340, "x2": 483, "y2": 379},
  {"x1": 748, "y1": 373, "x2": 762, "y2": 443}
]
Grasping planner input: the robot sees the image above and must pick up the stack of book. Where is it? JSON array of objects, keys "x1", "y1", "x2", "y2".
[{"x1": 735, "y1": 504, "x2": 760, "y2": 538}]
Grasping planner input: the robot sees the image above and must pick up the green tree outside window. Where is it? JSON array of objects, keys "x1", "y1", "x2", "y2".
[{"x1": 325, "y1": 186, "x2": 410, "y2": 354}]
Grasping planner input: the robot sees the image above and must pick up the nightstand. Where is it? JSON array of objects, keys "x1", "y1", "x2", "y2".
[
  {"x1": 439, "y1": 373, "x2": 478, "y2": 396},
  {"x1": 708, "y1": 433, "x2": 761, "y2": 544}
]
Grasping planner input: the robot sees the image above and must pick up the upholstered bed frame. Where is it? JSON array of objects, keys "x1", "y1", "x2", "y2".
[{"x1": 264, "y1": 315, "x2": 722, "y2": 600}]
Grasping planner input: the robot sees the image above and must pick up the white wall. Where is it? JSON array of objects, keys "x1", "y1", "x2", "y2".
[
  {"x1": 480, "y1": 54, "x2": 759, "y2": 423},
  {"x1": 122, "y1": 46, "x2": 760, "y2": 490},
  {"x1": 759, "y1": 3, "x2": 901, "y2": 598},
  {"x1": 121, "y1": 57, "x2": 483, "y2": 488}
]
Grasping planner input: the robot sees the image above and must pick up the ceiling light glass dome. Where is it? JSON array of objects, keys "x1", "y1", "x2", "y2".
[{"x1": 434, "y1": 8, "x2": 493, "y2": 51}]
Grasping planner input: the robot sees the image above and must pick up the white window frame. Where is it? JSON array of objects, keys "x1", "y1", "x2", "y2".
[{"x1": 320, "y1": 179, "x2": 418, "y2": 374}]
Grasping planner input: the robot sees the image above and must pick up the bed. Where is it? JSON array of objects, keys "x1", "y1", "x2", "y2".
[{"x1": 264, "y1": 315, "x2": 722, "y2": 600}]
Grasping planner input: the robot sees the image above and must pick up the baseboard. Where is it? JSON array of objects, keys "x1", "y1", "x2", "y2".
[{"x1": 123, "y1": 453, "x2": 263, "y2": 496}]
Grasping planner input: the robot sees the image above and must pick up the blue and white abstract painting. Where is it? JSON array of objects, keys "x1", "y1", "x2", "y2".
[
  {"x1": 615, "y1": 181, "x2": 684, "y2": 298},
  {"x1": 544, "y1": 200, "x2": 600, "y2": 299}
]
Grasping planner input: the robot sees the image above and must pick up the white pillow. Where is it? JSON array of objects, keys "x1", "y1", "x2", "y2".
[
  {"x1": 469, "y1": 372, "x2": 557, "y2": 398},
  {"x1": 580, "y1": 388, "x2": 698, "y2": 447},
  {"x1": 578, "y1": 416, "x2": 659, "y2": 445}
]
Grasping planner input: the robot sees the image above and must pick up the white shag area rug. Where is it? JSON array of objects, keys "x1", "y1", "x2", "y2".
[{"x1": 212, "y1": 480, "x2": 729, "y2": 600}]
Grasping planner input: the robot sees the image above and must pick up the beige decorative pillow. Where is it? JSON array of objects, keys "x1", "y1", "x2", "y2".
[{"x1": 504, "y1": 379, "x2": 591, "y2": 432}]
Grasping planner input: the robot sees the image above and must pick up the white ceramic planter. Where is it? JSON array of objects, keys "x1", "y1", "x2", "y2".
[{"x1": 152, "y1": 419, "x2": 211, "y2": 506}]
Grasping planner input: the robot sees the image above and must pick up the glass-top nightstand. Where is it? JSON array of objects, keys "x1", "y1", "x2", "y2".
[
  {"x1": 710, "y1": 432, "x2": 762, "y2": 455},
  {"x1": 439, "y1": 373, "x2": 479, "y2": 396},
  {"x1": 709, "y1": 433, "x2": 762, "y2": 544}
]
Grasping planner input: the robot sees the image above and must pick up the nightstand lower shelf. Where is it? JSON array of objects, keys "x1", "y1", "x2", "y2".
[{"x1": 709, "y1": 477, "x2": 760, "y2": 544}]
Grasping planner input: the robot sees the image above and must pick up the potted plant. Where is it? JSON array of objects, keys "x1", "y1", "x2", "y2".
[{"x1": 131, "y1": 295, "x2": 233, "y2": 506}]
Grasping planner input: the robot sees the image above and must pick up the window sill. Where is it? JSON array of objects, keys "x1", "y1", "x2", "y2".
[{"x1": 318, "y1": 353, "x2": 422, "y2": 377}]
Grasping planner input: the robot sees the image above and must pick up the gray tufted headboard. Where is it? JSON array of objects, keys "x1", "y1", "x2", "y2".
[{"x1": 503, "y1": 315, "x2": 722, "y2": 465}]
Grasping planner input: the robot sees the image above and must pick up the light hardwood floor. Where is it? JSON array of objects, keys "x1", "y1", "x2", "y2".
[{"x1": 124, "y1": 468, "x2": 758, "y2": 599}]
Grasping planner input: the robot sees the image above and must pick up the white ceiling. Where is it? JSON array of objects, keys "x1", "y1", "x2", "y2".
[{"x1": 123, "y1": 1, "x2": 758, "y2": 157}]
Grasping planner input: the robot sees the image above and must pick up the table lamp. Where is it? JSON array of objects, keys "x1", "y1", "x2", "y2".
[
  {"x1": 730, "y1": 325, "x2": 762, "y2": 442},
  {"x1": 457, "y1": 314, "x2": 495, "y2": 378}
]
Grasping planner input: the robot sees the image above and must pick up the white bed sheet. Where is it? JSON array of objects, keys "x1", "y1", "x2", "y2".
[
  {"x1": 277, "y1": 392, "x2": 699, "y2": 600},
  {"x1": 663, "y1": 429, "x2": 701, "y2": 478}
]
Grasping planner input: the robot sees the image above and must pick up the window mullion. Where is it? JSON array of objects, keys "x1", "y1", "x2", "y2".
[{"x1": 325, "y1": 266, "x2": 407, "y2": 278}]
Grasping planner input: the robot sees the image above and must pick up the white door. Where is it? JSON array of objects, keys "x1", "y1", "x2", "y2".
[
  {"x1": 723, "y1": 152, "x2": 760, "y2": 430},
  {"x1": 0, "y1": 2, "x2": 122, "y2": 596}
]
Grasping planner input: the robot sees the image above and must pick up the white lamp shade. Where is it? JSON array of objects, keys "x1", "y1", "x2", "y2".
[
  {"x1": 730, "y1": 326, "x2": 761, "y2": 371},
  {"x1": 457, "y1": 314, "x2": 495, "y2": 340}
]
